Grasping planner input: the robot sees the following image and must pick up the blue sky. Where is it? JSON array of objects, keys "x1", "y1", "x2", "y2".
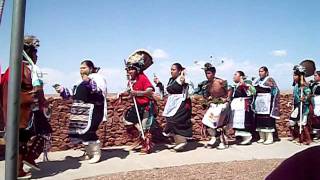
[{"x1": 0, "y1": 0, "x2": 319, "y2": 93}]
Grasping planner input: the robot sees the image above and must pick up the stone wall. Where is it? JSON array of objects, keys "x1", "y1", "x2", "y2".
[{"x1": 48, "y1": 94, "x2": 293, "y2": 152}]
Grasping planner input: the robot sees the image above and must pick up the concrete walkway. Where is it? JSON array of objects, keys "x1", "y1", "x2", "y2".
[{"x1": 0, "y1": 139, "x2": 318, "y2": 180}]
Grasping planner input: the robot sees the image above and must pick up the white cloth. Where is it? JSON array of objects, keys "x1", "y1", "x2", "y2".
[
  {"x1": 28, "y1": 64, "x2": 43, "y2": 87},
  {"x1": 252, "y1": 76, "x2": 271, "y2": 89},
  {"x1": 162, "y1": 94, "x2": 185, "y2": 117},
  {"x1": 231, "y1": 97, "x2": 246, "y2": 129},
  {"x1": 313, "y1": 95, "x2": 320, "y2": 116},
  {"x1": 89, "y1": 73, "x2": 108, "y2": 121},
  {"x1": 290, "y1": 107, "x2": 299, "y2": 119},
  {"x1": 89, "y1": 73, "x2": 107, "y2": 96},
  {"x1": 235, "y1": 130, "x2": 251, "y2": 137},
  {"x1": 289, "y1": 115, "x2": 308, "y2": 126},
  {"x1": 202, "y1": 103, "x2": 227, "y2": 129},
  {"x1": 254, "y1": 93, "x2": 271, "y2": 115}
]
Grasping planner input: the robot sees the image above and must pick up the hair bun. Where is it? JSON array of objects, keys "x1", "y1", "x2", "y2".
[{"x1": 94, "y1": 67, "x2": 100, "y2": 73}]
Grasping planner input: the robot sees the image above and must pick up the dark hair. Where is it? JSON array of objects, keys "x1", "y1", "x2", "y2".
[
  {"x1": 172, "y1": 63, "x2": 185, "y2": 72},
  {"x1": 293, "y1": 70, "x2": 302, "y2": 76},
  {"x1": 292, "y1": 70, "x2": 307, "y2": 86},
  {"x1": 204, "y1": 63, "x2": 216, "y2": 74},
  {"x1": 316, "y1": 71, "x2": 320, "y2": 76},
  {"x1": 259, "y1": 66, "x2": 269, "y2": 73},
  {"x1": 23, "y1": 45, "x2": 37, "y2": 61},
  {"x1": 236, "y1": 71, "x2": 245, "y2": 77},
  {"x1": 81, "y1": 60, "x2": 100, "y2": 73},
  {"x1": 292, "y1": 74, "x2": 306, "y2": 87}
]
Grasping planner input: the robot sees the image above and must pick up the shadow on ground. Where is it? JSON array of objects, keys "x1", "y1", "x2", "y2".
[
  {"x1": 153, "y1": 141, "x2": 204, "y2": 153},
  {"x1": 32, "y1": 148, "x2": 130, "y2": 179},
  {"x1": 100, "y1": 148, "x2": 130, "y2": 161},
  {"x1": 184, "y1": 141, "x2": 204, "y2": 151},
  {"x1": 31, "y1": 156, "x2": 81, "y2": 179}
]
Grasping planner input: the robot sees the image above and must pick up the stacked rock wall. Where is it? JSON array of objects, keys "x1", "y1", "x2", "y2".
[{"x1": 48, "y1": 94, "x2": 293, "y2": 152}]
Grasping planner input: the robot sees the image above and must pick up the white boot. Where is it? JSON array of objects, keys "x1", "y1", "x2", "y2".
[
  {"x1": 207, "y1": 137, "x2": 217, "y2": 146},
  {"x1": 173, "y1": 142, "x2": 187, "y2": 152},
  {"x1": 257, "y1": 132, "x2": 265, "y2": 143},
  {"x1": 78, "y1": 145, "x2": 92, "y2": 161},
  {"x1": 88, "y1": 142, "x2": 101, "y2": 164},
  {"x1": 171, "y1": 135, "x2": 187, "y2": 152},
  {"x1": 217, "y1": 142, "x2": 227, "y2": 150},
  {"x1": 263, "y1": 132, "x2": 274, "y2": 145},
  {"x1": 217, "y1": 135, "x2": 227, "y2": 150},
  {"x1": 240, "y1": 135, "x2": 252, "y2": 145},
  {"x1": 165, "y1": 143, "x2": 176, "y2": 149}
]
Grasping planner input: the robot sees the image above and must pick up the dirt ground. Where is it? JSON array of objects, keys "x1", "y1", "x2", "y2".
[{"x1": 81, "y1": 159, "x2": 283, "y2": 180}]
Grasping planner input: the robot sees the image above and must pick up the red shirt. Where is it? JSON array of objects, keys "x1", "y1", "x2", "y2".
[
  {"x1": 132, "y1": 72, "x2": 154, "y2": 105},
  {"x1": 1, "y1": 68, "x2": 9, "y2": 86},
  {"x1": 0, "y1": 63, "x2": 30, "y2": 86}
]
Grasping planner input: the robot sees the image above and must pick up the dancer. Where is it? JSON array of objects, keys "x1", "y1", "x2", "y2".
[
  {"x1": 122, "y1": 50, "x2": 157, "y2": 154},
  {"x1": 229, "y1": 71, "x2": 256, "y2": 145},
  {"x1": 200, "y1": 63, "x2": 230, "y2": 149},
  {"x1": 252, "y1": 66, "x2": 280, "y2": 145},
  {"x1": 309, "y1": 71, "x2": 320, "y2": 140},
  {"x1": 55, "y1": 60, "x2": 107, "y2": 163},
  {"x1": 2, "y1": 35, "x2": 51, "y2": 179},
  {"x1": 154, "y1": 63, "x2": 193, "y2": 152},
  {"x1": 288, "y1": 65, "x2": 312, "y2": 145}
]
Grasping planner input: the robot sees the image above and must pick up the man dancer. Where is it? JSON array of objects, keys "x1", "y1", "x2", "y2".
[
  {"x1": 197, "y1": 63, "x2": 230, "y2": 149},
  {"x1": 122, "y1": 50, "x2": 157, "y2": 154},
  {"x1": 2, "y1": 35, "x2": 50, "y2": 179}
]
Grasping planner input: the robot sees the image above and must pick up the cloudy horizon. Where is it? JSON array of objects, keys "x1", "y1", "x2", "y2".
[{"x1": 0, "y1": 1, "x2": 319, "y2": 94}]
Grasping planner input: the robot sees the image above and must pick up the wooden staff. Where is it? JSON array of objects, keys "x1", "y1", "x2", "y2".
[{"x1": 299, "y1": 75, "x2": 304, "y2": 134}]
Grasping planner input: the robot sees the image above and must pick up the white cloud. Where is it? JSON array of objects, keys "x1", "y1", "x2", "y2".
[
  {"x1": 41, "y1": 57, "x2": 299, "y2": 95},
  {"x1": 41, "y1": 67, "x2": 80, "y2": 95},
  {"x1": 183, "y1": 58, "x2": 294, "y2": 91},
  {"x1": 42, "y1": 67, "x2": 129, "y2": 94},
  {"x1": 271, "y1": 50, "x2": 288, "y2": 57},
  {"x1": 152, "y1": 49, "x2": 169, "y2": 59},
  {"x1": 269, "y1": 62, "x2": 294, "y2": 91},
  {"x1": 99, "y1": 68, "x2": 127, "y2": 93}
]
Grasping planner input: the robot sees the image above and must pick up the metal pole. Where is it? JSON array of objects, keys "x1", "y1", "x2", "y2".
[
  {"x1": 0, "y1": 0, "x2": 5, "y2": 25},
  {"x1": 5, "y1": 0, "x2": 26, "y2": 179}
]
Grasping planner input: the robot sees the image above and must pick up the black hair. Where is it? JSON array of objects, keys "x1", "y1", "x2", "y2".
[
  {"x1": 316, "y1": 71, "x2": 320, "y2": 76},
  {"x1": 294, "y1": 70, "x2": 302, "y2": 76},
  {"x1": 236, "y1": 71, "x2": 245, "y2": 77},
  {"x1": 23, "y1": 45, "x2": 37, "y2": 61},
  {"x1": 292, "y1": 72, "x2": 306, "y2": 86},
  {"x1": 172, "y1": 63, "x2": 185, "y2": 71},
  {"x1": 260, "y1": 66, "x2": 269, "y2": 73},
  {"x1": 206, "y1": 67, "x2": 216, "y2": 74},
  {"x1": 81, "y1": 60, "x2": 100, "y2": 73}
]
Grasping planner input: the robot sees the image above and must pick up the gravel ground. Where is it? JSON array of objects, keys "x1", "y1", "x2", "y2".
[{"x1": 81, "y1": 159, "x2": 283, "y2": 180}]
